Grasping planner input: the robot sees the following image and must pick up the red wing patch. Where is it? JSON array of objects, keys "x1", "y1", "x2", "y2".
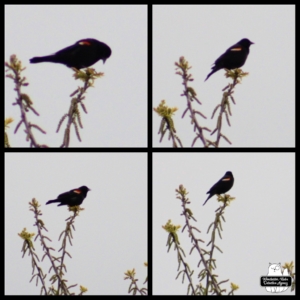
[
  {"x1": 222, "y1": 177, "x2": 231, "y2": 181},
  {"x1": 230, "y1": 47, "x2": 242, "y2": 52},
  {"x1": 73, "y1": 189, "x2": 81, "y2": 194},
  {"x1": 79, "y1": 41, "x2": 91, "y2": 46}
]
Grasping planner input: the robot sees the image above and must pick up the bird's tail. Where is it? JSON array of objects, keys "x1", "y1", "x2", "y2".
[
  {"x1": 46, "y1": 199, "x2": 60, "y2": 205},
  {"x1": 30, "y1": 55, "x2": 56, "y2": 64},
  {"x1": 203, "y1": 194, "x2": 212, "y2": 206},
  {"x1": 204, "y1": 70, "x2": 216, "y2": 81}
]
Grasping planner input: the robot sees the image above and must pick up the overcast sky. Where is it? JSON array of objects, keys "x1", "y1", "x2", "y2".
[
  {"x1": 5, "y1": 153, "x2": 147, "y2": 295},
  {"x1": 5, "y1": 5, "x2": 147, "y2": 147},
  {"x1": 153, "y1": 5, "x2": 295, "y2": 147},
  {"x1": 153, "y1": 153, "x2": 295, "y2": 295}
]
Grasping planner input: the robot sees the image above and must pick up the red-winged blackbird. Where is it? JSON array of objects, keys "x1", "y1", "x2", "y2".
[
  {"x1": 205, "y1": 39, "x2": 254, "y2": 81},
  {"x1": 46, "y1": 186, "x2": 91, "y2": 207},
  {"x1": 30, "y1": 38, "x2": 111, "y2": 69},
  {"x1": 203, "y1": 172, "x2": 234, "y2": 205}
]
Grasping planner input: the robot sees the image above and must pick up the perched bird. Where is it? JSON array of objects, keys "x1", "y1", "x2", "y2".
[
  {"x1": 30, "y1": 38, "x2": 111, "y2": 69},
  {"x1": 203, "y1": 172, "x2": 234, "y2": 205},
  {"x1": 46, "y1": 186, "x2": 91, "y2": 207},
  {"x1": 205, "y1": 38, "x2": 254, "y2": 81}
]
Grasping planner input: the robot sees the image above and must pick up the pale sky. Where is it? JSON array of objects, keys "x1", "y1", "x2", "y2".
[
  {"x1": 153, "y1": 153, "x2": 295, "y2": 295},
  {"x1": 153, "y1": 5, "x2": 295, "y2": 147},
  {"x1": 5, "y1": 5, "x2": 147, "y2": 147},
  {"x1": 5, "y1": 153, "x2": 147, "y2": 295}
]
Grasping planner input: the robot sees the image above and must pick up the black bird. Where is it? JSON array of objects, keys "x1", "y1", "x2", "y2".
[
  {"x1": 205, "y1": 39, "x2": 254, "y2": 81},
  {"x1": 203, "y1": 172, "x2": 234, "y2": 205},
  {"x1": 46, "y1": 186, "x2": 91, "y2": 207},
  {"x1": 30, "y1": 38, "x2": 111, "y2": 69}
]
